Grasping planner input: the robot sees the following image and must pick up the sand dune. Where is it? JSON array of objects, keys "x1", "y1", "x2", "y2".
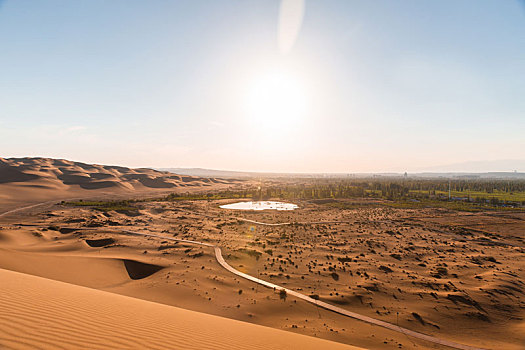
[
  {"x1": 2, "y1": 158, "x2": 523, "y2": 349},
  {"x1": 0, "y1": 157, "x2": 239, "y2": 190},
  {"x1": 0, "y1": 268, "x2": 359, "y2": 350},
  {"x1": 0, "y1": 157, "x2": 245, "y2": 212}
]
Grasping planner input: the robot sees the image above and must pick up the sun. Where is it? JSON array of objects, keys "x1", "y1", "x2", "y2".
[{"x1": 243, "y1": 70, "x2": 308, "y2": 135}]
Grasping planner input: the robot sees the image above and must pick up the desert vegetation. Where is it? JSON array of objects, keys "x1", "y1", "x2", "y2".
[{"x1": 37, "y1": 180, "x2": 523, "y2": 349}]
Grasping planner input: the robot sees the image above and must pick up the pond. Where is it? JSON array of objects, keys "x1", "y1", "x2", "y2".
[{"x1": 219, "y1": 201, "x2": 298, "y2": 211}]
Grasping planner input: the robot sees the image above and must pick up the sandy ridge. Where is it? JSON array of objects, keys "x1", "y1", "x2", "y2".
[{"x1": 0, "y1": 268, "x2": 359, "y2": 350}]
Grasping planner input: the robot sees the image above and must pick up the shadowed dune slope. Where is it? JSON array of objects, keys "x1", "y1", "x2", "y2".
[
  {"x1": 122, "y1": 259, "x2": 164, "y2": 280},
  {"x1": 0, "y1": 268, "x2": 359, "y2": 350}
]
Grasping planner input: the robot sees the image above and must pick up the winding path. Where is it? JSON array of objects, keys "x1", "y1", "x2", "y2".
[
  {"x1": 179, "y1": 207, "x2": 355, "y2": 226},
  {"x1": 118, "y1": 229, "x2": 485, "y2": 350},
  {"x1": 0, "y1": 201, "x2": 58, "y2": 218},
  {"x1": 1, "y1": 203, "x2": 487, "y2": 350}
]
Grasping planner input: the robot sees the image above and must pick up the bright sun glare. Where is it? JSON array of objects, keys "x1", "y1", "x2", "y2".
[{"x1": 244, "y1": 70, "x2": 308, "y2": 134}]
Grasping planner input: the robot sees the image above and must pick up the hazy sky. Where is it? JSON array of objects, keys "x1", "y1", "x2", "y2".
[{"x1": 1, "y1": 0, "x2": 524, "y2": 172}]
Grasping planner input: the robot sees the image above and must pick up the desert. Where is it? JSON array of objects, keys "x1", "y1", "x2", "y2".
[
  {"x1": 1, "y1": 157, "x2": 524, "y2": 349},
  {"x1": 1, "y1": 1, "x2": 524, "y2": 348}
]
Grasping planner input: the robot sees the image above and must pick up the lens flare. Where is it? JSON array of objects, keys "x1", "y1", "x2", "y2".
[{"x1": 278, "y1": 0, "x2": 305, "y2": 54}]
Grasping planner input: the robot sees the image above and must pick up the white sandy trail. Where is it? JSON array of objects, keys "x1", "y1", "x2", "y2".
[
  {"x1": 119, "y1": 229, "x2": 485, "y2": 350},
  {"x1": 0, "y1": 202, "x2": 487, "y2": 349},
  {"x1": 0, "y1": 201, "x2": 59, "y2": 218}
]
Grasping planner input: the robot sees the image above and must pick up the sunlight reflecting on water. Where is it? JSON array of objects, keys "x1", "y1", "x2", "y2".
[{"x1": 220, "y1": 201, "x2": 298, "y2": 211}]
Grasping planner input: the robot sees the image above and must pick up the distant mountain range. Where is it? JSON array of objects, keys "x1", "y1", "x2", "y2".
[
  {"x1": 160, "y1": 167, "x2": 525, "y2": 180},
  {"x1": 417, "y1": 159, "x2": 525, "y2": 173}
]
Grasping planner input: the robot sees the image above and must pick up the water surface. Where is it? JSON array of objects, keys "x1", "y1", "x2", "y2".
[{"x1": 219, "y1": 201, "x2": 298, "y2": 211}]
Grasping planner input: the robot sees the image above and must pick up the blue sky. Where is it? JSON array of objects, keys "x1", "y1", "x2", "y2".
[{"x1": 1, "y1": 0, "x2": 524, "y2": 172}]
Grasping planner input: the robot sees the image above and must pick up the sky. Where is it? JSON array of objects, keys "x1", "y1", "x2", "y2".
[{"x1": 0, "y1": 0, "x2": 524, "y2": 173}]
